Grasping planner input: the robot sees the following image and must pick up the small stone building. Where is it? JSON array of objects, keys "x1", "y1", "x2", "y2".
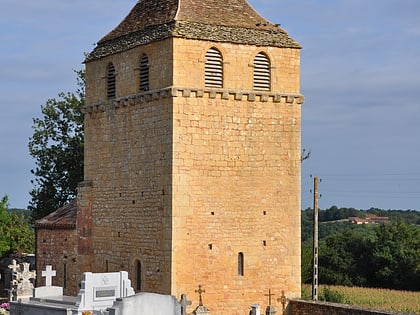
[
  {"x1": 34, "y1": 200, "x2": 79, "y2": 294},
  {"x1": 36, "y1": 0, "x2": 304, "y2": 313}
]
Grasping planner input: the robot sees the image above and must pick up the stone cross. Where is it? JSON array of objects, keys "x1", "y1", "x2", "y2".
[
  {"x1": 265, "y1": 289, "x2": 275, "y2": 306},
  {"x1": 195, "y1": 285, "x2": 205, "y2": 306},
  {"x1": 278, "y1": 290, "x2": 287, "y2": 313},
  {"x1": 180, "y1": 294, "x2": 192, "y2": 315},
  {"x1": 8, "y1": 259, "x2": 19, "y2": 273},
  {"x1": 42, "y1": 265, "x2": 56, "y2": 287}
]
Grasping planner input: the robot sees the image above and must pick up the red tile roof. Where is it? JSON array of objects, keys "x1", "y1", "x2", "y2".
[
  {"x1": 34, "y1": 199, "x2": 77, "y2": 229},
  {"x1": 87, "y1": 0, "x2": 300, "y2": 61},
  {"x1": 100, "y1": 0, "x2": 283, "y2": 43}
]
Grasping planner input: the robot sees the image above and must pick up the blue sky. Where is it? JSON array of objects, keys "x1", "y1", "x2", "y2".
[{"x1": 0, "y1": 0, "x2": 419, "y2": 210}]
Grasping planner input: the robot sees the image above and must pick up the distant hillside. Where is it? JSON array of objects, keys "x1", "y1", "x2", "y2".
[
  {"x1": 7, "y1": 208, "x2": 30, "y2": 220},
  {"x1": 303, "y1": 206, "x2": 420, "y2": 225}
]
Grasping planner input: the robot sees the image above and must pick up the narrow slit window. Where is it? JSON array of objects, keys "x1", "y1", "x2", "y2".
[
  {"x1": 136, "y1": 260, "x2": 142, "y2": 291},
  {"x1": 238, "y1": 252, "x2": 244, "y2": 276},
  {"x1": 139, "y1": 54, "x2": 149, "y2": 92},
  {"x1": 63, "y1": 263, "x2": 67, "y2": 289},
  {"x1": 107, "y1": 63, "x2": 116, "y2": 99},
  {"x1": 205, "y1": 47, "x2": 223, "y2": 88},
  {"x1": 253, "y1": 52, "x2": 271, "y2": 91}
]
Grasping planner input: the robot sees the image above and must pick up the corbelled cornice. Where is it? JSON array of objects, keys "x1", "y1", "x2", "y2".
[{"x1": 82, "y1": 86, "x2": 304, "y2": 114}]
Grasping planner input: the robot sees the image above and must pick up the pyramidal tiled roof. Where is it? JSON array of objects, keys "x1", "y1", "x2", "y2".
[{"x1": 86, "y1": 0, "x2": 300, "y2": 61}]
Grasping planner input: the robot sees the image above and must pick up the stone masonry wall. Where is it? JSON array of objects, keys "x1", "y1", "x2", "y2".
[
  {"x1": 36, "y1": 228, "x2": 78, "y2": 295},
  {"x1": 170, "y1": 38, "x2": 302, "y2": 314},
  {"x1": 83, "y1": 39, "x2": 175, "y2": 293},
  {"x1": 85, "y1": 39, "x2": 173, "y2": 105},
  {"x1": 289, "y1": 300, "x2": 414, "y2": 315},
  {"x1": 171, "y1": 94, "x2": 301, "y2": 314},
  {"x1": 81, "y1": 36, "x2": 302, "y2": 314},
  {"x1": 172, "y1": 38, "x2": 300, "y2": 92},
  {"x1": 82, "y1": 98, "x2": 173, "y2": 293}
]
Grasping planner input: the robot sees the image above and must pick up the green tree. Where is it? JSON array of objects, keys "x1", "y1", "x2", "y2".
[
  {"x1": 0, "y1": 196, "x2": 12, "y2": 255},
  {"x1": 302, "y1": 207, "x2": 420, "y2": 290},
  {"x1": 0, "y1": 195, "x2": 34, "y2": 256},
  {"x1": 371, "y1": 222, "x2": 420, "y2": 290},
  {"x1": 301, "y1": 242, "x2": 313, "y2": 283},
  {"x1": 28, "y1": 70, "x2": 85, "y2": 222}
]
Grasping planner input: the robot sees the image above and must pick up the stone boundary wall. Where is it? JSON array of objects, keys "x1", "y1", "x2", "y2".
[{"x1": 289, "y1": 299, "x2": 415, "y2": 315}]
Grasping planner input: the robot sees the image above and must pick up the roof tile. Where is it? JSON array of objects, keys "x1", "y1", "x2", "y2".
[
  {"x1": 34, "y1": 199, "x2": 77, "y2": 229},
  {"x1": 87, "y1": 0, "x2": 300, "y2": 61}
]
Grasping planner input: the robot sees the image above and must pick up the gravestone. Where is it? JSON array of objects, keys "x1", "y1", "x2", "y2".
[
  {"x1": 107, "y1": 292, "x2": 181, "y2": 315},
  {"x1": 7, "y1": 260, "x2": 18, "y2": 301},
  {"x1": 17, "y1": 262, "x2": 36, "y2": 299},
  {"x1": 193, "y1": 285, "x2": 210, "y2": 315},
  {"x1": 250, "y1": 304, "x2": 261, "y2": 315},
  {"x1": 265, "y1": 289, "x2": 277, "y2": 315},
  {"x1": 180, "y1": 294, "x2": 192, "y2": 315},
  {"x1": 8, "y1": 259, "x2": 36, "y2": 300},
  {"x1": 33, "y1": 265, "x2": 63, "y2": 298},
  {"x1": 10, "y1": 270, "x2": 134, "y2": 315},
  {"x1": 265, "y1": 305, "x2": 277, "y2": 315},
  {"x1": 72, "y1": 271, "x2": 135, "y2": 315}
]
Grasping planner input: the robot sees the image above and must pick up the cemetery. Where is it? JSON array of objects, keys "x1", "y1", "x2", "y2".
[
  {"x1": 1, "y1": 261, "x2": 416, "y2": 315},
  {"x1": 2, "y1": 264, "x2": 217, "y2": 315},
  {"x1": 0, "y1": 263, "x2": 288, "y2": 315}
]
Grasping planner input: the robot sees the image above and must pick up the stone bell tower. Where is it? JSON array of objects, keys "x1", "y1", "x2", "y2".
[{"x1": 78, "y1": 0, "x2": 303, "y2": 313}]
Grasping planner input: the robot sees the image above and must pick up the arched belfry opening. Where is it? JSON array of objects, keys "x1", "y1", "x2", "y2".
[
  {"x1": 253, "y1": 52, "x2": 271, "y2": 91},
  {"x1": 139, "y1": 54, "x2": 149, "y2": 92},
  {"x1": 205, "y1": 47, "x2": 223, "y2": 88},
  {"x1": 106, "y1": 62, "x2": 116, "y2": 99}
]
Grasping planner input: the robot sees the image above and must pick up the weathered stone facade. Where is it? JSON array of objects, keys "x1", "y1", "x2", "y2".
[
  {"x1": 36, "y1": 0, "x2": 303, "y2": 313},
  {"x1": 35, "y1": 200, "x2": 80, "y2": 295}
]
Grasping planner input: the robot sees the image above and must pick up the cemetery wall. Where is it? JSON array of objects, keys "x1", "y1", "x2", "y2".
[
  {"x1": 36, "y1": 228, "x2": 78, "y2": 295},
  {"x1": 289, "y1": 300, "x2": 413, "y2": 315}
]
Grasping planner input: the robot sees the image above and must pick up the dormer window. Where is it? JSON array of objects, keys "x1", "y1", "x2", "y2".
[
  {"x1": 205, "y1": 47, "x2": 223, "y2": 88},
  {"x1": 107, "y1": 62, "x2": 116, "y2": 99},
  {"x1": 253, "y1": 52, "x2": 271, "y2": 91},
  {"x1": 139, "y1": 54, "x2": 149, "y2": 92}
]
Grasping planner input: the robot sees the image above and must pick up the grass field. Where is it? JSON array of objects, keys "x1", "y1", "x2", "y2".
[{"x1": 301, "y1": 284, "x2": 420, "y2": 314}]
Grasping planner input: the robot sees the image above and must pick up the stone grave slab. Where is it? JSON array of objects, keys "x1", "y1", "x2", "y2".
[
  {"x1": 34, "y1": 265, "x2": 63, "y2": 298},
  {"x1": 107, "y1": 292, "x2": 181, "y2": 315},
  {"x1": 72, "y1": 271, "x2": 135, "y2": 314}
]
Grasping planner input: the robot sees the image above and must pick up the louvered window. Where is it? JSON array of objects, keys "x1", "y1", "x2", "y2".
[
  {"x1": 107, "y1": 63, "x2": 116, "y2": 99},
  {"x1": 139, "y1": 54, "x2": 149, "y2": 92},
  {"x1": 253, "y1": 52, "x2": 271, "y2": 91},
  {"x1": 205, "y1": 47, "x2": 223, "y2": 88}
]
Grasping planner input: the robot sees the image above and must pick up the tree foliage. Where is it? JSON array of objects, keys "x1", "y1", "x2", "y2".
[
  {"x1": 28, "y1": 70, "x2": 85, "y2": 222},
  {"x1": 0, "y1": 195, "x2": 34, "y2": 257},
  {"x1": 302, "y1": 207, "x2": 420, "y2": 291}
]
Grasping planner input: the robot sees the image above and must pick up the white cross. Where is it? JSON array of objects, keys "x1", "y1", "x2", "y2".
[
  {"x1": 42, "y1": 265, "x2": 56, "y2": 287},
  {"x1": 8, "y1": 259, "x2": 19, "y2": 272}
]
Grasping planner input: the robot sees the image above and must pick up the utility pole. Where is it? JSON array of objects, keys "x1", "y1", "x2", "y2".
[{"x1": 312, "y1": 176, "x2": 319, "y2": 301}]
